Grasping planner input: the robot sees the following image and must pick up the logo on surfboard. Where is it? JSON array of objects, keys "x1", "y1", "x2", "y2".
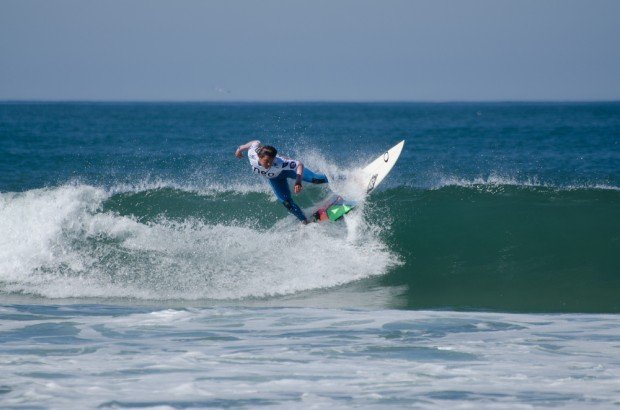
[{"x1": 367, "y1": 173, "x2": 378, "y2": 193}]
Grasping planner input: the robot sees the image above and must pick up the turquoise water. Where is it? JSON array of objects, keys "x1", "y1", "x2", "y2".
[{"x1": 1, "y1": 102, "x2": 619, "y2": 408}]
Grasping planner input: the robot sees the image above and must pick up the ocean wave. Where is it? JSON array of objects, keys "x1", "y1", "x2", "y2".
[{"x1": 2, "y1": 180, "x2": 618, "y2": 311}]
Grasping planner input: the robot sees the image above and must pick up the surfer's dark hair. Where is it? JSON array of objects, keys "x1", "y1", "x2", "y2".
[{"x1": 258, "y1": 145, "x2": 277, "y2": 158}]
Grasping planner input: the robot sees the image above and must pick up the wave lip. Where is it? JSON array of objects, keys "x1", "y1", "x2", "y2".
[
  {"x1": 432, "y1": 174, "x2": 620, "y2": 191},
  {"x1": 106, "y1": 178, "x2": 271, "y2": 197}
]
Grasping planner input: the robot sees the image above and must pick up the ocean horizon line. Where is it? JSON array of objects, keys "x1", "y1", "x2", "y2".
[{"x1": 1, "y1": 99, "x2": 620, "y2": 105}]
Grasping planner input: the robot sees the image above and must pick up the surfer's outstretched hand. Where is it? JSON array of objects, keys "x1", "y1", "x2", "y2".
[{"x1": 294, "y1": 182, "x2": 303, "y2": 194}]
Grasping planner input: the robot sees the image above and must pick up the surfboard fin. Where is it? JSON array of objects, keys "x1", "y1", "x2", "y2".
[{"x1": 312, "y1": 209, "x2": 330, "y2": 222}]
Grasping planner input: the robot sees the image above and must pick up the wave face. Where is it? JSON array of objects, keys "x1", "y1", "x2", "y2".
[
  {"x1": 371, "y1": 184, "x2": 620, "y2": 312},
  {"x1": 1, "y1": 102, "x2": 619, "y2": 312}
]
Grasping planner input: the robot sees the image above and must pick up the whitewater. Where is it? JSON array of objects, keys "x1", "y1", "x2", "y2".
[
  {"x1": 2, "y1": 305, "x2": 620, "y2": 408},
  {"x1": 0, "y1": 181, "x2": 399, "y2": 301}
]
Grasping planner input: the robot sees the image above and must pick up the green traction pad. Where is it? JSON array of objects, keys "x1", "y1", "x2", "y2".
[{"x1": 326, "y1": 203, "x2": 355, "y2": 221}]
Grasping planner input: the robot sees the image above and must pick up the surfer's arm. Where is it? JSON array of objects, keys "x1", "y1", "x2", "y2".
[
  {"x1": 235, "y1": 140, "x2": 260, "y2": 158},
  {"x1": 294, "y1": 162, "x2": 304, "y2": 194}
]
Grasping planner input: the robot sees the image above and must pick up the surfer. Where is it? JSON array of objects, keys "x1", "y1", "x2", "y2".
[{"x1": 235, "y1": 140, "x2": 328, "y2": 223}]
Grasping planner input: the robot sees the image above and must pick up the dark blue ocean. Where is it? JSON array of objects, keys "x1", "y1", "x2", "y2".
[{"x1": 1, "y1": 102, "x2": 619, "y2": 408}]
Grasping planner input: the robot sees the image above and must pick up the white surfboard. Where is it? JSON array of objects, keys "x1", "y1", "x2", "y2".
[
  {"x1": 360, "y1": 140, "x2": 405, "y2": 194},
  {"x1": 312, "y1": 140, "x2": 405, "y2": 222}
]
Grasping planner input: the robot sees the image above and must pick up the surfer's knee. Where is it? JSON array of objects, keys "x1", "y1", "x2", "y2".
[
  {"x1": 281, "y1": 199, "x2": 307, "y2": 222},
  {"x1": 302, "y1": 169, "x2": 328, "y2": 185}
]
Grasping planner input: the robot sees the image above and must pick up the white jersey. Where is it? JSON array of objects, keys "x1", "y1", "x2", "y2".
[{"x1": 248, "y1": 142, "x2": 299, "y2": 179}]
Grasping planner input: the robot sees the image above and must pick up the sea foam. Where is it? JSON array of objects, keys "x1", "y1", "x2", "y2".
[{"x1": 0, "y1": 182, "x2": 399, "y2": 300}]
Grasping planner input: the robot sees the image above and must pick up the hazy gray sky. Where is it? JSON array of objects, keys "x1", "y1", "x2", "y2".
[{"x1": 1, "y1": 0, "x2": 619, "y2": 101}]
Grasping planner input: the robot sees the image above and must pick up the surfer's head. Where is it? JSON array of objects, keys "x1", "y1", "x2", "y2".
[{"x1": 257, "y1": 145, "x2": 277, "y2": 168}]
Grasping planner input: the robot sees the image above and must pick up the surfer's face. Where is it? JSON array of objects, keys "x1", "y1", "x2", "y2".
[{"x1": 258, "y1": 156, "x2": 274, "y2": 168}]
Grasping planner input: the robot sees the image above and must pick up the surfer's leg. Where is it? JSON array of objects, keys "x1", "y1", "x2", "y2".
[
  {"x1": 268, "y1": 177, "x2": 307, "y2": 222},
  {"x1": 279, "y1": 168, "x2": 328, "y2": 184},
  {"x1": 301, "y1": 168, "x2": 328, "y2": 184}
]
